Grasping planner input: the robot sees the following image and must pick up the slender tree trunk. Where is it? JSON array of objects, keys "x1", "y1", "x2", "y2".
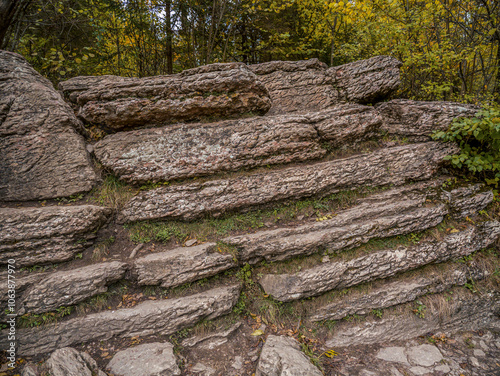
[
  {"x1": 165, "y1": 0, "x2": 173, "y2": 74},
  {"x1": 0, "y1": 0, "x2": 31, "y2": 49}
]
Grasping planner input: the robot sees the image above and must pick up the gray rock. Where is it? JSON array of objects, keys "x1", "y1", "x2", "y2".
[
  {"x1": 107, "y1": 342, "x2": 180, "y2": 376},
  {"x1": 310, "y1": 263, "x2": 487, "y2": 321},
  {"x1": 134, "y1": 243, "x2": 237, "y2": 288},
  {"x1": 20, "y1": 364, "x2": 38, "y2": 376},
  {"x1": 191, "y1": 363, "x2": 216, "y2": 375},
  {"x1": 0, "y1": 205, "x2": 111, "y2": 266},
  {"x1": 60, "y1": 63, "x2": 271, "y2": 131},
  {"x1": 4, "y1": 284, "x2": 240, "y2": 356},
  {"x1": 120, "y1": 142, "x2": 456, "y2": 222},
  {"x1": 181, "y1": 322, "x2": 241, "y2": 349},
  {"x1": 94, "y1": 104, "x2": 381, "y2": 184},
  {"x1": 470, "y1": 356, "x2": 480, "y2": 367},
  {"x1": 45, "y1": 347, "x2": 105, "y2": 376},
  {"x1": 18, "y1": 261, "x2": 127, "y2": 314},
  {"x1": 375, "y1": 347, "x2": 409, "y2": 365},
  {"x1": 434, "y1": 364, "x2": 451, "y2": 374},
  {"x1": 409, "y1": 366, "x2": 430, "y2": 375},
  {"x1": 231, "y1": 356, "x2": 243, "y2": 370},
  {"x1": 185, "y1": 239, "x2": 197, "y2": 247},
  {"x1": 473, "y1": 349, "x2": 486, "y2": 357},
  {"x1": 259, "y1": 222, "x2": 499, "y2": 302},
  {"x1": 0, "y1": 51, "x2": 96, "y2": 201},
  {"x1": 256, "y1": 335, "x2": 323, "y2": 376},
  {"x1": 406, "y1": 344, "x2": 443, "y2": 367},
  {"x1": 326, "y1": 292, "x2": 500, "y2": 347},
  {"x1": 442, "y1": 184, "x2": 493, "y2": 219}
]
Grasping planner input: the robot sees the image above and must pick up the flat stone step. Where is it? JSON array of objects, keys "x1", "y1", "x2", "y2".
[
  {"x1": 223, "y1": 182, "x2": 492, "y2": 264},
  {"x1": 325, "y1": 290, "x2": 500, "y2": 348},
  {"x1": 258, "y1": 221, "x2": 500, "y2": 302},
  {"x1": 16, "y1": 261, "x2": 127, "y2": 315},
  {"x1": 94, "y1": 104, "x2": 381, "y2": 184},
  {"x1": 134, "y1": 243, "x2": 237, "y2": 289},
  {"x1": 59, "y1": 63, "x2": 271, "y2": 131},
  {"x1": 120, "y1": 142, "x2": 456, "y2": 222},
  {"x1": 249, "y1": 56, "x2": 401, "y2": 115},
  {"x1": 3, "y1": 284, "x2": 240, "y2": 356},
  {"x1": 0, "y1": 51, "x2": 97, "y2": 202},
  {"x1": 309, "y1": 262, "x2": 488, "y2": 322},
  {"x1": 0, "y1": 205, "x2": 111, "y2": 266}
]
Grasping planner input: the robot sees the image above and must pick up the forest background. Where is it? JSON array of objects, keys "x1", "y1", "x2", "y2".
[{"x1": 0, "y1": 0, "x2": 499, "y2": 104}]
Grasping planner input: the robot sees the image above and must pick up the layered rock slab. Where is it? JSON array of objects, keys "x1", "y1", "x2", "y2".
[
  {"x1": 0, "y1": 205, "x2": 111, "y2": 265},
  {"x1": 95, "y1": 104, "x2": 381, "y2": 183},
  {"x1": 259, "y1": 221, "x2": 500, "y2": 302},
  {"x1": 45, "y1": 347, "x2": 106, "y2": 376},
  {"x1": 17, "y1": 261, "x2": 127, "y2": 315},
  {"x1": 5, "y1": 284, "x2": 240, "y2": 356},
  {"x1": 120, "y1": 142, "x2": 456, "y2": 222},
  {"x1": 134, "y1": 243, "x2": 237, "y2": 288},
  {"x1": 310, "y1": 263, "x2": 487, "y2": 322},
  {"x1": 60, "y1": 63, "x2": 271, "y2": 130},
  {"x1": 326, "y1": 291, "x2": 500, "y2": 347},
  {"x1": 223, "y1": 182, "x2": 492, "y2": 264},
  {"x1": 377, "y1": 99, "x2": 478, "y2": 141},
  {"x1": 0, "y1": 50, "x2": 96, "y2": 201},
  {"x1": 255, "y1": 335, "x2": 323, "y2": 376}
]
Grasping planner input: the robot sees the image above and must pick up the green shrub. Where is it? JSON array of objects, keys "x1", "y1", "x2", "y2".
[{"x1": 433, "y1": 104, "x2": 500, "y2": 193}]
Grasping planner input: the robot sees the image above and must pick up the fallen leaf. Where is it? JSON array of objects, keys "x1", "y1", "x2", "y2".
[{"x1": 251, "y1": 329, "x2": 264, "y2": 336}]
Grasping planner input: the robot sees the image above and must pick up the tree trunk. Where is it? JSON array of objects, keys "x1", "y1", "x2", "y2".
[
  {"x1": 0, "y1": 0, "x2": 31, "y2": 49},
  {"x1": 165, "y1": 0, "x2": 173, "y2": 74}
]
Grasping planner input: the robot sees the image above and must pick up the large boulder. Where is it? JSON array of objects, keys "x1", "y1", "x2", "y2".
[
  {"x1": 59, "y1": 63, "x2": 272, "y2": 131},
  {"x1": 0, "y1": 50, "x2": 97, "y2": 201}
]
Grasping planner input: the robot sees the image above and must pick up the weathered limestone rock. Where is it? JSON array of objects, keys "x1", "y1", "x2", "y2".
[
  {"x1": 45, "y1": 347, "x2": 106, "y2": 376},
  {"x1": 95, "y1": 104, "x2": 381, "y2": 183},
  {"x1": 0, "y1": 50, "x2": 97, "y2": 201},
  {"x1": 5, "y1": 284, "x2": 240, "y2": 356},
  {"x1": 326, "y1": 291, "x2": 500, "y2": 347},
  {"x1": 441, "y1": 184, "x2": 493, "y2": 219},
  {"x1": 107, "y1": 342, "x2": 181, "y2": 376},
  {"x1": 0, "y1": 205, "x2": 111, "y2": 266},
  {"x1": 310, "y1": 263, "x2": 487, "y2": 322},
  {"x1": 406, "y1": 344, "x2": 444, "y2": 367},
  {"x1": 134, "y1": 243, "x2": 237, "y2": 288},
  {"x1": 255, "y1": 335, "x2": 323, "y2": 376},
  {"x1": 377, "y1": 99, "x2": 478, "y2": 141},
  {"x1": 259, "y1": 222, "x2": 500, "y2": 302},
  {"x1": 181, "y1": 322, "x2": 242, "y2": 349},
  {"x1": 327, "y1": 55, "x2": 402, "y2": 104},
  {"x1": 60, "y1": 63, "x2": 271, "y2": 131},
  {"x1": 18, "y1": 261, "x2": 127, "y2": 314},
  {"x1": 249, "y1": 56, "x2": 401, "y2": 115},
  {"x1": 120, "y1": 142, "x2": 456, "y2": 222}
]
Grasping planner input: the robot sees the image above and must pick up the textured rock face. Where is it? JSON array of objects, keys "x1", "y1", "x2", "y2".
[
  {"x1": 134, "y1": 243, "x2": 237, "y2": 288},
  {"x1": 45, "y1": 347, "x2": 106, "y2": 376},
  {"x1": 59, "y1": 63, "x2": 271, "y2": 130},
  {"x1": 0, "y1": 50, "x2": 97, "y2": 201},
  {"x1": 18, "y1": 261, "x2": 127, "y2": 314},
  {"x1": 377, "y1": 99, "x2": 478, "y2": 141},
  {"x1": 95, "y1": 104, "x2": 381, "y2": 183},
  {"x1": 6, "y1": 285, "x2": 240, "y2": 356},
  {"x1": 249, "y1": 56, "x2": 401, "y2": 115},
  {"x1": 259, "y1": 221, "x2": 500, "y2": 302},
  {"x1": 107, "y1": 342, "x2": 181, "y2": 376},
  {"x1": 310, "y1": 263, "x2": 487, "y2": 322},
  {"x1": 326, "y1": 292, "x2": 500, "y2": 347},
  {"x1": 0, "y1": 205, "x2": 111, "y2": 266},
  {"x1": 255, "y1": 335, "x2": 323, "y2": 376},
  {"x1": 120, "y1": 142, "x2": 456, "y2": 222}
]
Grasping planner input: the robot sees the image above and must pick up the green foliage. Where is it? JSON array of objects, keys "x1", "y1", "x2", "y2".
[
  {"x1": 19, "y1": 306, "x2": 73, "y2": 328},
  {"x1": 413, "y1": 300, "x2": 427, "y2": 319},
  {"x1": 433, "y1": 105, "x2": 500, "y2": 191}
]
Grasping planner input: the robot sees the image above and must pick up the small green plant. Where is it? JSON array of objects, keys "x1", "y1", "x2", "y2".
[
  {"x1": 413, "y1": 300, "x2": 427, "y2": 318},
  {"x1": 433, "y1": 104, "x2": 500, "y2": 193},
  {"x1": 236, "y1": 263, "x2": 254, "y2": 286},
  {"x1": 233, "y1": 292, "x2": 248, "y2": 315},
  {"x1": 371, "y1": 309, "x2": 383, "y2": 318}
]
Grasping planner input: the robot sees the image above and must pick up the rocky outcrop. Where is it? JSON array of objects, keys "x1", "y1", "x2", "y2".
[
  {"x1": 255, "y1": 335, "x2": 323, "y2": 376},
  {"x1": 18, "y1": 261, "x2": 127, "y2": 314},
  {"x1": 134, "y1": 243, "x2": 237, "y2": 288},
  {"x1": 310, "y1": 263, "x2": 488, "y2": 322},
  {"x1": 107, "y1": 342, "x2": 181, "y2": 376},
  {"x1": 378, "y1": 99, "x2": 478, "y2": 141},
  {"x1": 441, "y1": 184, "x2": 493, "y2": 219},
  {"x1": 94, "y1": 104, "x2": 381, "y2": 183},
  {"x1": 258, "y1": 221, "x2": 500, "y2": 301},
  {"x1": 326, "y1": 291, "x2": 500, "y2": 347},
  {"x1": 45, "y1": 347, "x2": 106, "y2": 376},
  {"x1": 223, "y1": 181, "x2": 492, "y2": 264},
  {"x1": 120, "y1": 142, "x2": 456, "y2": 222},
  {"x1": 249, "y1": 56, "x2": 401, "y2": 115},
  {"x1": 6, "y1": 284, "x2": 240, "y2": 356},
  {"x1": 0, "y1": 205, "x2": 111, "y2": 266},
  {"x1": 0, "y1": 50, "x2": 97, "y2": 201},
  {"x1": 59, "y1": 63, "x2": 271, "y2": 131}
]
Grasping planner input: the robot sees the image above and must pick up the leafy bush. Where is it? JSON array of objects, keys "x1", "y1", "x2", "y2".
[{"x1": 433, "y1": 104, "x2": 500, "y2": 192}]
